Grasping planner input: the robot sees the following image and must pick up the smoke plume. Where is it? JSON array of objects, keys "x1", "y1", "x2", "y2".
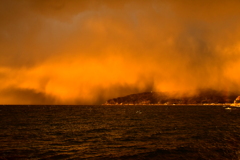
[{"x1": 0, "y1": 0, "x2": 240, "y2": 104}]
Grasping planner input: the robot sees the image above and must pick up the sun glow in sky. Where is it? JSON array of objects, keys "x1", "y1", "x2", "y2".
[{"x1": 0, "y1": 0, "x2": 240, "y2": 104}]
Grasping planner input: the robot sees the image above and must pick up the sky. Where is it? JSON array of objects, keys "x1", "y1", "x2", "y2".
[{"x1": 0, "y1": 0, "x2": 240, "y2": 104}]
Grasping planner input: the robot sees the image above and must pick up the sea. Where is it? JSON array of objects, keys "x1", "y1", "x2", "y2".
[{"x1": 0, "y1": 105, "x2": 240, "y2": 160}]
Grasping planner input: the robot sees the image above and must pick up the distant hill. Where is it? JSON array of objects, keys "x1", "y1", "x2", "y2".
[{"x1": 103, "y1": 90, "x2": 239, "y2": 105}]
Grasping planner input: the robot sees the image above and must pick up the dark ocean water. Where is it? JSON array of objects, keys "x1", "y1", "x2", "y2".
[{"x1": 0, "y1": 105, "x2": 240, "y2": 160}]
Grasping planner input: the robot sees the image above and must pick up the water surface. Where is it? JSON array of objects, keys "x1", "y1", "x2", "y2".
[{"x1": 0, "y1": 105, "x2": 240, "y2": 159}]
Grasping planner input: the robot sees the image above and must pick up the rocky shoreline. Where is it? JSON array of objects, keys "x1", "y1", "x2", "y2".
[{"x1": 103, "y1": 90, "x2": 239, "y2": 105}]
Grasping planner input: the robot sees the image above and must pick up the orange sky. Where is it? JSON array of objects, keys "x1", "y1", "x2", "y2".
[{"x1": 0, "y1": 0, "x2": 240, "y2": 104}]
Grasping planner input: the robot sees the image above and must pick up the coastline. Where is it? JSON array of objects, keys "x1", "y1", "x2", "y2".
[{"x1": 102, "y1": 103, "x2": 233, "y2": 106}]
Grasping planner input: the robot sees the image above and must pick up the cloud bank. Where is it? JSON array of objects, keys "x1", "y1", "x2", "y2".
[{"x1": 0, "y1": 0, "x2": 240, "y2": 104}]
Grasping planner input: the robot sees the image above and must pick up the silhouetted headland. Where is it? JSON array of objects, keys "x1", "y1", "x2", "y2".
[{"x1": 103, "y1": 89, "x2": 239, "y2": 105}]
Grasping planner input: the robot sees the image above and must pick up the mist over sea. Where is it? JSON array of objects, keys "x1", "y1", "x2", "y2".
[{"x1": 0, "y1": 105, "x2": 240, "y2": 159}]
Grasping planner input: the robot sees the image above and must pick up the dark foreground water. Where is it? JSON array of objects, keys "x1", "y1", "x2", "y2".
[{"x1": 0, "y1": 105, "x2": 240, "y2": 160}]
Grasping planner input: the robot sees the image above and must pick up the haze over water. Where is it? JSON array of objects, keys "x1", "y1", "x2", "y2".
[{"x1": 1, "y1": 105, "x2": 240, "y2": 159}]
